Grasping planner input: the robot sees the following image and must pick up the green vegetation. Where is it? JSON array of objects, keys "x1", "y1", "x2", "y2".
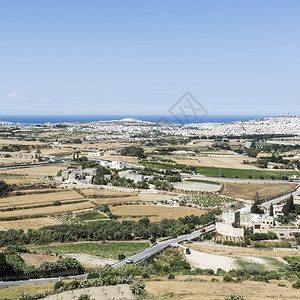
[
  {"x1": 181, "y1": 194, "x2": 236, "y2": 208},
  {"x1": 197, "y1": 166, "x2": 299, "y2": 179},
  {"x1": 0, "y1": 180, "x2": 10, "y2": 197},
  {"x1": 283, "y1": 256, "x2": 300, "y2": 264},
  {"x1": 77, "y1": 211, "x2": 106, "y2": 221},
  {"x1": 92, "y1": 166, "x2": 111, "y2": 185},
  {"x1": 0, "y1": 213, "x2": 216, "y2": 247},
  {"x1": 0, "y1": 245, "x2": 84, "y2": 279},
  {"x1": 33, "y1": 242, "x2": 149, "y2": 260},
  {"x1": 185, "y1": 179, "x2": 221, "y2": 185},
  {"x1": 140, "y1": 160, "x2": 300, "y2": 179},
  {"x1": 224, "y1": 295, "x2": 246, "y2": 300},
  {"x1": 120, "y1": 146, "x2": 146, "y2": 158},
  {"x1": 245, "y1": 231, "x2": 277, "y2": 241}
]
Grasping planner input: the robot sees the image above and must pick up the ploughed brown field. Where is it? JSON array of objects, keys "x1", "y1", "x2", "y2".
[
  {"x1": 145, "y1": 276, "x2": 300, "y2": 299},
  {"x1": 221, "y1": 182, "x2": 298, "y2": 200},
  {"x1": 20, "y1": 252, "x2": 59, "y2": 267},
  {"x1": 111, "y1": 205, "x2": 205, "y2": 222}
]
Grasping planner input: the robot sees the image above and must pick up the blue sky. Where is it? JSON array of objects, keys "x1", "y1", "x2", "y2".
[{"x1": 0, "y1": 0, "x2": 299, "y2": 115}]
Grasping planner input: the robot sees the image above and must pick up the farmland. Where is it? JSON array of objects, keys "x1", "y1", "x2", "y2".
[
  {"x1": 140, "y1": 160, "x2": 300, "y2": 179},
  {"x1": 221, "y1": 182, "x2": 298, "y2": 200},
  {"x1": 0, "y1": 201, "x2": 94, "y2": 220},
  {"x1": 111, "y1": 205, "x2": 205, "y2": 222},
  {"x1": 145, "y1": 276, "x2": 300, "y2": 300},
  {"x1": 0, "y1": 164, "x2": 69, "y2": 178},
  {"x1": 80, "y1": 188, "x2": 171, "y2": 205},
  {"x1": 181, "y1": 195, "x2": 236, "y2": 208},
  {"x1": 173, "y1": 180, "x2": 221, "y2": 192},
  {"x1": 196, "y1": 166, "x2": 300, "y2": 180},
  {"x1": 79, "y1": 188, "x2": 137, "y2": 198},
  {"x1": 0, "y1": 189, "x2": 95, "y2": 221},
  {"x1": 0, "y1": 217, "x2": 60, "y2": 231},
  {"x1": 32, "y1": 241, "x2": 149, "y2": 260},
  {"x1": 0, "y1": 190, "x2": 85, "y2": 210}
]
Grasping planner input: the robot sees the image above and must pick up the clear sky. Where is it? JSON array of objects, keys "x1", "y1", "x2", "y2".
[{"x1": 0, "y1": 0, "x2": 299, "y2": 115}]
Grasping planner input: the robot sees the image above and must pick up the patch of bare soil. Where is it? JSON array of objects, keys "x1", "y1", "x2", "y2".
[
  {"x1": 20, "y1": 253, "x2": 59, "y2": 267},
  {"x1": 189, "y1": 242, "x2": 300, "y2": 258}
]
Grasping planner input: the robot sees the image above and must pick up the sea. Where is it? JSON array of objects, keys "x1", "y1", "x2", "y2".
[{"x1": 0, "y1": 115, "x2": 273, "y2": 125}]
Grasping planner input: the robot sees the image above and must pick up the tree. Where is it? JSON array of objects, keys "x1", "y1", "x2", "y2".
[
  {"x1": 253, "y1": 192, "x2": 261, "y2": 204},
  {"x1": 0, "y1": 180, "x2": 10, "y2": 197},
  {"x1": 269, "y1": 203, "x2": 274, "y2": 216},
  {"x1": 0, "y1": 252, "x2": 7, "y2": 275},
  {"x1": 283, "y1": 195, "x2": 295, "y2": 216},
  {"x1": 251, "y1": 200, "x2": 263, "y2": 214}
]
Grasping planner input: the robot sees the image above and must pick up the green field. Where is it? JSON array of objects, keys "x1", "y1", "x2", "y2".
[
  {"x1": 77, "y1": 211, "x2": 106, "y2": 221},
  {"x1": 283, "y1": 256, "x2": 300, "y2": 264},
  {"x1": 32, "y1": 241, "x2": 149, "y2": 260},
  {"x1": 140, "y1": 160, "x2": 300, "y2": 179},
  {"x1": 196, "y1": 166, "x2": 300, "y2": 179}
]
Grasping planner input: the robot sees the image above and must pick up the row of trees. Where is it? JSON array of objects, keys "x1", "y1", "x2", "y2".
[
  {"x1": 0, "y1": 213, "x2": 216, "y2": 247},
  {"x1": 0, "y1": 245, "x2": 83, "y2": 278}
]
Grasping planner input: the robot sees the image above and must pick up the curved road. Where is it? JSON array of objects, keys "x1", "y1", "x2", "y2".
[
  {"x1": 0, "y1": 224, "x2": 215, "y2": 287},
  {"x1": 113, "y1": 224, "x2": 216, "y2": 269}
]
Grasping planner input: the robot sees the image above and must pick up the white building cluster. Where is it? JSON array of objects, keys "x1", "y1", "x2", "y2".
[{"x1": 63, "y1": 117, "x2": 300, "y2": 140}]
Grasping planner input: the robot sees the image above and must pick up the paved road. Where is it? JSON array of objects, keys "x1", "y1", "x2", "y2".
[
  {"x1": 113, "y1": 224, "x2": 216, "y2": 268},
  {"x1": 0, "y1": 158, "x2": 66, "y2": 171},
  {"x1": 0, "y1": 224, "x2": 215, "y2": 287},
  {"x1": 0, "y1": 273, "x2": 88, "y2": 287},
  {"x1": 237, "y1": 185, "x2": 300, "y2": 214},
  {"x1": 262, "y1": 185, "x2": 300, "y2": 209}
]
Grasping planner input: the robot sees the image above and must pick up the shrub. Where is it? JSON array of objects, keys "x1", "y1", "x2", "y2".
[
  {"x1": 292, "y1": 280, "x2": 300, "y2": 289},
  {"x1": 223, "y1": 274, "x2": 234, "y2": 282},
  {"x1": 168, "y1": 273, "x2": 175, "y2": 280},
  {"x1": 142, "y1": 272, "x2": 150, "y2": 279},
  {"x1": 224, "y1": 295, "x2": 246, "y2": 300},
  {"x1": 18, "y1": 294, "x2": 35, "y2": 300},
  {"x1": 54, "y1": 280, "x2": 64, "y2": 291},
  {"x1": 278, "y1": 283, "x2": 287, "y2": 287},
  {"x1": 78, "y1": 295, "x2": 93, "y2": 300},
  {"x1": 130, "y1": 280, "x2": 145, "y2": 295},
  {"x1": 211, "y1": 278, "x2": 219, "y2": 282},
  {"x1": 118, "y1": 254, "x2": 125, "y2": 260}
]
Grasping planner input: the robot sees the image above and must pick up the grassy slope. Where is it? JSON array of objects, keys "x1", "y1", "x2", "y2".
[{"x1": 32, "y1": 241, "x2": 149, "y2": 260}]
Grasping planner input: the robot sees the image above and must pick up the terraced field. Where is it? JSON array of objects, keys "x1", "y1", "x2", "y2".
[
  {"x1": 79, "y1": 188, "x2": 137, "y2": 198},
  {"x1": 221, "y1": 182, "x2": 298, "y2": 200},
  {"x1": 0, "y1": 189, "x2": 95, "y2": 221},
  {"x1": 111, "y1": 204, "x2": 205, "y2": 222},
  {"x1": 0, "y1": 190, "x2": 85, "y2": 210},
  {"x1": 0, "y1": 201, "x2": 94, "y2": 220},
  {"x1": 0, "y1": 217, "x2": 60, "y2": 231}
]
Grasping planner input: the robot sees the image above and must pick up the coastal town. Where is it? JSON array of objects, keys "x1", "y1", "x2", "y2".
[{"x1": 0, "y1": 116, "x2": 299, "y2": 298}]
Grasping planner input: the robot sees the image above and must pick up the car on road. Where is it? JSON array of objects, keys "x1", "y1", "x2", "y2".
[
  {"x1": 185, "y1": 248, "x2": 191, "y2": 255},
  {"x1": 125, "y1": 259, "x2": 134, "y2": 264},
  {"x1": 200, "y1": 228, "x2": 206, "y2": 233}
]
